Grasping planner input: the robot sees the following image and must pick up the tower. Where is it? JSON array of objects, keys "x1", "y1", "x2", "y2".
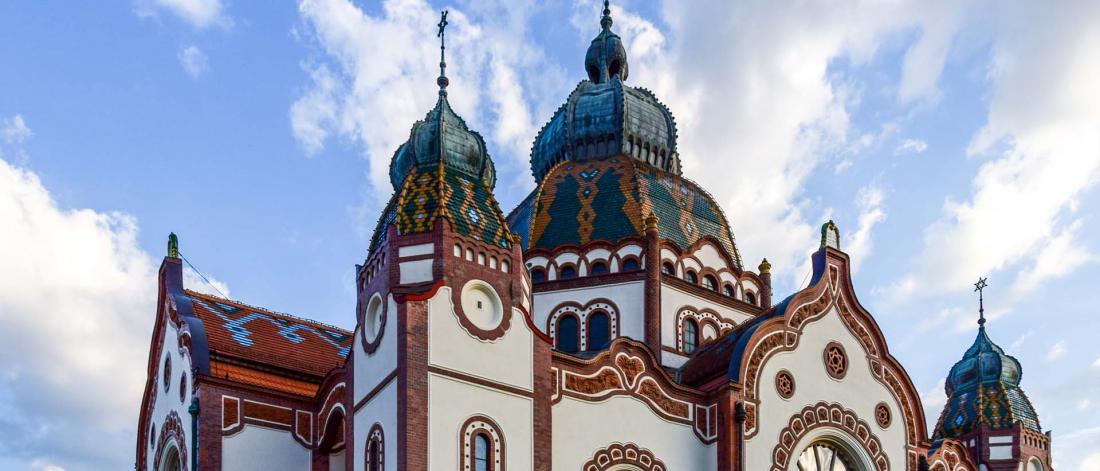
[
  {"x1": 933, "y1": 279, "x2": 1052, "y2": 470},
  {"x1": 349, "y1": 11, "x2": 550, "y2": 471}
]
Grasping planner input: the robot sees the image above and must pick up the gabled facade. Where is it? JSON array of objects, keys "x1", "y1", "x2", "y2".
[{"x1": 136, "y1": 3, "x2": 1052, "y2": 470}]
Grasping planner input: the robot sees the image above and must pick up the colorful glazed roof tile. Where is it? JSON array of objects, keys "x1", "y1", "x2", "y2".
[
  {"x1": 933, "y1": 325, "x2": 1042, "y2": 439},
  {"x1": 187, "y1": 290, "x2": 351, "y2": 378},
  {"x1": 507, "y1": 158, "x2": 742, "y2": 268}
]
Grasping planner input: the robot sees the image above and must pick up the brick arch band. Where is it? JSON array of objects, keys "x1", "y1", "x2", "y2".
[
  {"x1": 770, "y1": 401, "x2": 890, "y2": 471},
  {"x1": 583, "y1": 442, "x2": 667, "y2": 471}
]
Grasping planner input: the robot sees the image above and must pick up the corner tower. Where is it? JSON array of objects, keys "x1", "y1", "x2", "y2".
[
  {"x1": 350, "y1": 13, "x2": 551, "y2": 471},
  {"x1": 933, "y1": 280, "x2": 1051, "y2": 471}
]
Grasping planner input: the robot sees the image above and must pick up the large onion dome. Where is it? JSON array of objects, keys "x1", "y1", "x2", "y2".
[
  {"x1": 388, "y1": 94, "x2": 496, "y2": 190},
  {"x1": 934, "y1": 324, "x2": 1042, "y2": 439},
  {"x1": 528, "y1": 1, "x2": 679, "y2": 182},
  {"x1": 507, "y1": 157, "x2": 743, "y2": 269}
]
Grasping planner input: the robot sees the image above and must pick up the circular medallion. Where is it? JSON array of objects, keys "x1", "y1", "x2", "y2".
[
  {"x1": 823, "y1": 341, "x2": 848, "y2": 380},
  {"x1": 360, "y1": 293, "x2": 386, "y2": 354},
  {"x1": 461, "y1": 280, "x2": 503, "y2": 331},
  {"x1": 775, "y1": 369, "x2": 795, "y2": 399},
  {"x1": 875, "y1": 402, "x2": 892, "y2": 429}
]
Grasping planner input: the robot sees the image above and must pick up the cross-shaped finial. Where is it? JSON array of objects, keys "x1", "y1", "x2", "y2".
[
  {"x1": 974, "y1": 277, "x2": 988, "y2": 326},
  {"x1": 436, "y1": 10, "x2": 449, "y2": 93}
]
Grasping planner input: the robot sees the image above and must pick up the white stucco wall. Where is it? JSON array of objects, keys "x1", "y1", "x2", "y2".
[
  {"x1": 533, "y1": 280, "x2": 645, "y2": 341},
  {"x1": 145, "y1": 315, "x2": 194, "y2": 471},
  {"x1": 427, "y1": 374, "x2": 535, "y2": 470},
  {"x1": 552, "y1": 395, "x2": 716, "y2": 470},
  {"x1": 328, "y1": 450, "x2": 346, "y2": 471},
  {"x1": 353, "y1": 379, "x2": 397, "y2": 471},
  {"x1": 428, "y1": 288, "x2": 534, "y2": 391},
  {"x1": 744, "y1": 306, "x2": 907, "y2": 471},
  {"x1": 354, "y1": 294, "x2": 398, "y2": 404},
  {"x1": 222, "y1": 425, "x2": 311, "y2": 471}
]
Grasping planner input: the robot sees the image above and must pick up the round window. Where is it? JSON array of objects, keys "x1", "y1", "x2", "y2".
[
  {"x1": 460, "y1": 280, "x2": 503, "y2": 331},
  {"x1": 162, "y1": 356, "x2": 172, "y2": 393},
  {"x1": 364, "y1": 294, "x2": 384, "y2": 343}
]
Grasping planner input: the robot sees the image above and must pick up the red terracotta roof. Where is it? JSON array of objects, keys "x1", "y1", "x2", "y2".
[
  {"x1": 210, "y1": 360, "x2": 320, "y2": 397},
  {"x1": 186, "y1": 290, "x2": 352, "y2": 378}
]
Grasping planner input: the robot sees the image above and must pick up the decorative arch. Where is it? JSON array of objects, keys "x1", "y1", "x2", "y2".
[
  {"x1": 460, "y1": 415, "x2": 506, "y2": 471},
  {"x1": 770, "y1": 401, "x2": 890, "y2": 471},
  {"x1": 547, "y1": 299, "x2": 620, "y2": 351},
  {"x1": 734, "y1": 248, "x2": 928, "y2": 449},
  {"x1": 364, "y1": 422, "x2": 384, "y2": 471},
  {"x1": 675, "y1": 308, "x2": 735, "y2": 353},
  {"x1": 153, "y1": 411, "x2": 187, "y2": 471},
  {"x1": 582, "y1": 442, "x2": 667, "y2": 471}
]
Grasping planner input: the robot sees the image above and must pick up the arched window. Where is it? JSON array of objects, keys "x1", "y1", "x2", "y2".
[
  {"x1": 703, "y1": 275, "x2": 718, "y2": 291},
  {"x1": 685, "y1": 270, "x2": 698, "y2": 284},
  {"x1": 590, "y1": 261, "x2": 609, "y2": 276},
  {"x1": 723, "y1": 284, "x2": 735, "y2": 297},
  {"x1": 473, "y1": 432, "x2": 491, "y2": 471},
  {"x1": 365, "y1": 423, "x2": 384, "y2": 471},
  {"x1": 621, "y1": 257, "x2": 640, "y2": 271},
  {"x1": 745, "y1": 291, "x2": 757, "y2": 306},
  {"x1": 684, "y1": 319, "x2": 699, "y2": 354},
  {"x1": 559, "y1": 265, "x2": 577, "y2": 280},
  {"x1": 530, "y1": 267, "x2": 546, "y2": 283},
  {"x1": 795, "y1": 442, "x2": 857, "y2": 471},
  {"x1": 586, "y1": 311, "x2": 611, "y2": 351},
  {"x1": 556, "y1": 316, "x2": 579, "y2": 353},
  {"x1": 461, "y1": 416, "x2": 505, "y2": 471},
  {"x1": 661, "y1": 262, "x2": 675, "y2": 275}
]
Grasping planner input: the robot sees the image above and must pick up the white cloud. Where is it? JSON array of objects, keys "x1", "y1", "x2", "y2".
[
  {"x1": 1079, "y1": 398, "x2": 1092, "y2": 410},
  {"x1": 291, "y1": 0, "x2": 559, "y2": 205},
  {"x1": 920, "y1": 377, "x2": 947, "y2": 429},
  {"x1": 177, "y1": 45, "x2": 208, "y2": 79},
  {"x1": 845, "y1": 184, "x2": 887, "y2": 273},
  {"x1": 886, "y1": 0, "x2": 1100, "y2": 307},
  {"x1": 137, "y1": 0, "x2": 229, "y2": 29},
  {"x1": 1010, "y1": 329, "x2": 1034, "y2": 349},
  {"x1": 1093, "y1": 357, "x2": 1100, "y2": 369},
  {"x1": 183, "y1": 265, "x2": 231, "y2": 298},
  {"x1": 1081, "y1": 451, "x2": 1100, "y2": 471},
  {"x1": 0, "y1": 156, "x2": 156, "y2": 468},
  {"x1": 29, "y1": 460, "x2": 66, "y2": 471},
  {"x1": 1046, "y1": 340, "x2": 1067, "y2": 362},
  {"x1": 1, "y1": 114, "x2": 32, "y2": 145},
  {"x1": 895, "y1": 138, "x2": 928, "y2": 155}
]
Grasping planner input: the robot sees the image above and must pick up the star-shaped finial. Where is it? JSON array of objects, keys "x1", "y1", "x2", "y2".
[{"x1": 973, "y1": 277, "x2": 988, "y2": 325}]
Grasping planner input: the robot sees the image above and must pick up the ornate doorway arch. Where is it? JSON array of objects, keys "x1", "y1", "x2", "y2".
[
  {"x1": 583, "y1": 443, "x2": 666, "y2": 471},
  {"x1": 771, "y1": 402, "x2": 890, "y2": 471}
]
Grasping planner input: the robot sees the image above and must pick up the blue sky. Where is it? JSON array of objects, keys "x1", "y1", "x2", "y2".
[{"x1": 1, "y1": 0, "x2": 1098, "y2": 470}]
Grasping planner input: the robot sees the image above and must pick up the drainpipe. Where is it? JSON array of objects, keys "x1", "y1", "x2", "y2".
[
  {"x1": 189, "y1": 397, "x2": 199, "y2": 471},
  {"x1": 735, "y1": 401, "x2": 747, "y2": 471}
]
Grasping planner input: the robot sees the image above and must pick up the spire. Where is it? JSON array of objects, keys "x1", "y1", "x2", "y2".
[
  {"x1": 601, "y1": 0, "x2": 613, "y2": 30},
  {"x1": 436, "y1": 10, "x2": 450, "y2": 95},
  {"x1": 974, "y1": 276, "x2": 988, "y2": 326},
  {"x1": 585, "y1": 0, "x2": 628, "y2": 83},
  {"x1": 167, "y1": 232, "x2": 180, "y2": 259}
]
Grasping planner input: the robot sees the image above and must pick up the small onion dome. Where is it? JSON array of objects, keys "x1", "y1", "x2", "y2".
[
  {"x1": 388, "y1": 95, "x2": 496, "y2": 190},
  {"x1": 529, "y1": 2, "x2": 678, "y2": 183},
  {"x1": 934, "y1": 325, "x2": 1042, "y2": 440}
]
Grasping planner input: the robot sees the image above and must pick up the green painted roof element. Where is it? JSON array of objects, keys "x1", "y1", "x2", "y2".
[
  {"x1": 369, "y1": 165, "x2": 511, "y2": 254},
  {"x1": 507, "y1": 158, "x2": 742, "y2": 269},
  {"x1": 529, "y1": 2, "x2": 679, "y2": 183},
  {"x1": 934, "y1": 326, "x2": 1042, "y2": 439},
  {"x1": 389, "y1": 94, "x2": 496, "y2": 190}
]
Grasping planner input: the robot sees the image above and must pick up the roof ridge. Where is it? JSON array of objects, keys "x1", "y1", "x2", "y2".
[{"x1": 184, "y1": 289, "x2": 352, "y2": 335}]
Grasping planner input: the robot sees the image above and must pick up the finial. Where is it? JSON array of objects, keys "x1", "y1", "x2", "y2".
[
  {"x1": 758, "y1": 258, "x2": 771, "y2": 275},
  {"x1": 820, "y1": 220, "x2": 841, "y2": 250},
  {"x1": 974, "y1": 277, "x2": 988, "y2": 326},
  {"x1": 167, "y1": 232, "x2": 180, "y2": 259},
  {"x1": 645, "y1": 213, "x2": 659, "y2": 229},
  {"x1": 436, "y1": 10, "x2": 450, "y2": 94},
  {"x1": 601, "y1": 0, "x2": 613, "y2": 30}
]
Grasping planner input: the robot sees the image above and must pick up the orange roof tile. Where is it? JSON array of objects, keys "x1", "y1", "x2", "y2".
[
  {"x1": 210, "y1": 360, "x2": 320, "y2": 397},
  {"x1": 187, "y1": 290, "x2": 352, "y2": 378}
]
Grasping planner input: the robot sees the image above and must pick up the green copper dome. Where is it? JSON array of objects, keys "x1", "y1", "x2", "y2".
[
  {"x1": 388, "y1": 94, "x2": 496, "y2": 190},
  {"x1": 934, "y1": 325, "x2": 1042, "y2": 440},
  {"x1": 529, "y1": 2, "x2": 679, "y2": 182}
]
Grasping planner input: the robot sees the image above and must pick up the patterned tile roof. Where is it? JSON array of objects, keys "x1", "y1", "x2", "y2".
[
  {"x1": 187, "y1": 290, "x2": 351, "y2": 378},
  {"x1": 369, "y1": 164, "x2": 512, "y2": 253},
  {"x1": 507, "y1": 158, "x2": 742, "y2": 268},
  {"x1": 210, "y1": 360, "x2": 320, "y2": 397}
]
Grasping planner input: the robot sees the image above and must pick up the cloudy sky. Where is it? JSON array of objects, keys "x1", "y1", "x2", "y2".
[{"x1": 1, "y1": 0, "x2": 1099, "y2": 469}]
